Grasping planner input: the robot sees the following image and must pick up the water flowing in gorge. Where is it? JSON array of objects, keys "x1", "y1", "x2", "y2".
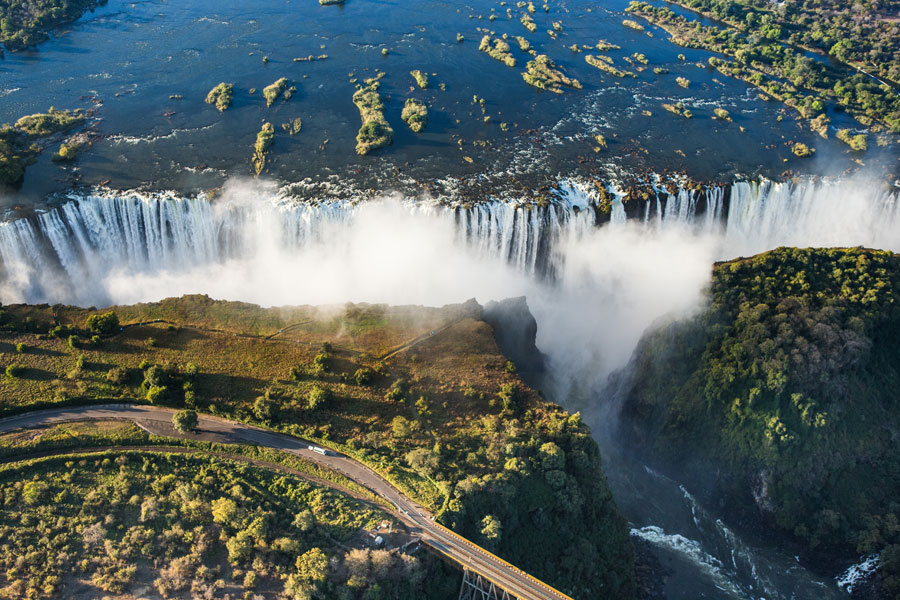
[{"x1": 0, "y1": 177, "x2": 897, "y2": 599}]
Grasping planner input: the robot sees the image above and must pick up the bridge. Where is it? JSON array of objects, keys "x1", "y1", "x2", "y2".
[{"x1": 0, "y1": 405, "x2": 574, "y2": 600}]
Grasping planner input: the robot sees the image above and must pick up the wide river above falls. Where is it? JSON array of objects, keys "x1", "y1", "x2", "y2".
[{"x1": 1, "y1": 1, "x2": 898, "y2": 598}]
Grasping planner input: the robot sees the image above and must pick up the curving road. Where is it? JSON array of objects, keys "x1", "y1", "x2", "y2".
[{"x1": 0, "y1": 404, "x2": 574, "y2": 600}]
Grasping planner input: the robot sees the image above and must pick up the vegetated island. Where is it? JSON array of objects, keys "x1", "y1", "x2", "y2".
[
  {"x1": 0, "y1": 0, "x2": 107, "y2": 50},
  {"x1": 353, "y1": 75, "x2": 393, "y2": 156},
  {"x1": 401, "y1": 99, "x2": 428, "y2": 133},
  {"x1": 205, "y1": 83, "x2": 234, "y2": 112},
  {"x1": 522, "y1": 55, "x2": 582, "y2": 94},
  {"x1": 616, "y1": 247, "x2": 900, "y2": 596},
  {"x1": 625, "y1": 1, "x2": 900, "y2": 135},
  {"x1": 252, "y1": 121, "x2": 274, "y2": 175},
  {"x1": 0, "y1": 107, "x2": 85, "y2": 188},
  {"x1": 263, "y1": 77, "x2": 296, "y2": 107},
  {"x1": 656, "y1": 0, "x2": 899, "y2": 88},
  {"x1": 0, "y1": 295, "x2": 637, "y2": 598}
]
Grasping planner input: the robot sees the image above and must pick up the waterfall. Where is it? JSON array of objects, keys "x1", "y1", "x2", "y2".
[{"x1": 0, "y1": 178, "x2": 897, "y2": 306}]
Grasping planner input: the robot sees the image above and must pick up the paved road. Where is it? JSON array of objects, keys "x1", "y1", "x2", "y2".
[{"x1": 0, "y1": 405, "x2": 573, "y2": 600}]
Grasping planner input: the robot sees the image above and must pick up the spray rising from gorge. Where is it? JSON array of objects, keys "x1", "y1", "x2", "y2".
[
  {"x1": 0, "y1": 176, "x2": 897, "y2": 398},
  {"x1": 1, "y1": 177, "x2": 898, "y2": 598},
  {"x1": 1, "y1": 177, "x2": 898, "y2": 354}
]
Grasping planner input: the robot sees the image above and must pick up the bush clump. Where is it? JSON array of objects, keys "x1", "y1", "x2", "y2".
[
  {"x1": 791, "y1": 142, "x2": 815, "y2": 157},
  {"x1": 86, "y1": 311, "x2": 120, "y2": 335},
  {"x1": 523, "y1": 55, "x2": 582, "y2": 93},
  {"x1": 352, "y1": 77, "x2": 393, "y2": 155},
  {"x1": 401, "y1": 99, "x2": 428, "y2": 133},
  {"x1": 836, "y1": 129, "x2": 867, "y2": 151},
  {"x1": 263, "y1": 78, "x2": 295, "y2": 107},
  {"x1": 172, "y1": 409, "x2": 199, "y2": 432},
  {"x1": 205, "y1": 83, "x2": 234, "y2": 112},
  {"x1": 252, "y1": 122, "x2": 275, "y2": 176}
]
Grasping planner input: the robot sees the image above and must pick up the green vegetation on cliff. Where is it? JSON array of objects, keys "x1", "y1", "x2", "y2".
[
  {"x1": 0, "y1": 296, "x2": 636, "y2": 598},
  {"x1": 0, "y1": 0, "x2": 107, "y2": 49},
  {"x1": 621, "y1": 247, "x2": 900, "y2": 594}
]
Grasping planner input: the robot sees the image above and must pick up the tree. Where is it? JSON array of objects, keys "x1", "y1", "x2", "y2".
[
  {"x1": 296, "y1": 547, "x2": 328, "y2": 583},
  {"x1": 283, "y1": 575, "x2": 314, "y2": 600},
  {"x1": 480, "y1": 514, "x2": 502, "y2": 544},
  {"x1": 292, "y1": 510, "x2": 315, "y2": 532},
  {"x1": 354, "y1": 367, "x2": 375, "y2": 386},
  {"x1": 307, "y1": 386, "x2": 332, "y2": 410},
  {"x1": 172, "y1": 410, "x2": 198, "y2": 433},
  {"x1": 539, "y1": 441, "x2": 566, "y2": 471},
  {"x1": 143, "y1": 365, "x2": 166, "y2": 388},
  {"x1": 391, "y1": 416, "x2": 412, "y2": 439},
  {"x1": 211, "y1": 497, "x2": 241, "y2": 527},
  {"x1": 406, "y1": 447, "x2": 439, "y2": 478},
  {"x1": 498, "y1": 383, "x2": 519, "y2": 412},
  {"x1": 253, "y1": 395, "x2": 275, "y2": 421},
  {"x1": 86, "y1": 311, "x2": 120, "y2": 335},
  {"x1": 146, "y1": 385, "x2": 168, "y2": 404},
  {"x1": 313, "y1": 352, "x2": 330, "y2": 374}
]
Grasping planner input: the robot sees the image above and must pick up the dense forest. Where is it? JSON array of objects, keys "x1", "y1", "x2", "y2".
[
  {"x1": 0, "y1": 0, "x2": 105, "y2": 49},
  {"x1": 618, "y1": 247, "x2": 900, "y2": 597},
  {"x1": 0, "y1": 449, "x2": 459, "y2": 599},
  {"x1": 626, "y1": 1, "x2": 900, "y2": 133},
  {"x1": 665, "y1": 0, "x2": 900, "y2": 85}
]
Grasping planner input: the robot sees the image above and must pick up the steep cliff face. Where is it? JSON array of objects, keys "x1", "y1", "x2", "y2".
[
  {"x1": 483, "y1": 296, "x2": 545, "y2": 383},
  {"x1": 615, "y1": 248, "x2": 900, "y2": 595}
]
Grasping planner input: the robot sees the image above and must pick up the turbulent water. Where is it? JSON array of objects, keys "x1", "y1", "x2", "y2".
[
  {"x1": 0, "y1": 176, "x2": 898, "y2": 599},
  {"x1": 2, "y1": 177, "x2": 897, "y2": 306}
]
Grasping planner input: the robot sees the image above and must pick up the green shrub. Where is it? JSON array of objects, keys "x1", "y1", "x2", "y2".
[
  {"x1": 146, "y1": 385, "x2": 168, "y2": 404},
  {"x1": 5, "y1": 364, "x2": 24, "y2": 378},
  {"x1": 385, "y1": 378, "x2": 409, "y2": 402},
  {"x1": 307, "y1": 386, "x2": 332, "y2": 410},
  {"x1": 172, "y1": 409, "x2": 198, "y2": 432},
  {"x1": 86, "y1": 311, "x2": 119, "y2": 335},
  {"x1": 313, "y1": 352, "x2": 330, "y2": 374},
  {"x1": 106, "y1": 367, "x2": 127, "y2": 384},
  {"x1": 353, "y1": 367, "x2": 375, "y2": 386}
]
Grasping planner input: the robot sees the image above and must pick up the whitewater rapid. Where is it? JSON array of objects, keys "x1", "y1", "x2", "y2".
[{"x1": 0, "y1": 176, "x2": 896, "y2": 599}]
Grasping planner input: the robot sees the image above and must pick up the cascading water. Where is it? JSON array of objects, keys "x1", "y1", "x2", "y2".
[
  {"x1": 0, "y1": 177, "x2": 897, "y2": 599},
  {"x1": 1, "y1": 178, "x2": 896, "y2": 307}
]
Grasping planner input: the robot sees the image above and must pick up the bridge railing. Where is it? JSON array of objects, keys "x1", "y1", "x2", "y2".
[{"x1": 429, "y1": 521, "x2": 575, "y2": 600}]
